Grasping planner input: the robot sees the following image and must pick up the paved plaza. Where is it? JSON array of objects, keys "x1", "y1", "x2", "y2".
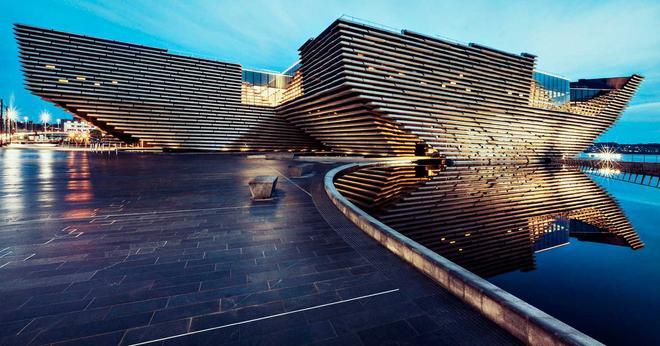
[{"x1": 0, "y1": 150, "x2": 518, "y2": 345}]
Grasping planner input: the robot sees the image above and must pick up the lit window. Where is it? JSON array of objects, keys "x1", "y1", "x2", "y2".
[
  {"x1": 465, "y1": 88, "x2": 471, "y2": 92},
  {"x1": 58, "y1": 79, "x2": 68, "y2": 83},
  {"x1": 518, "y1": 93, "x2": 524, "y2": 97},
  {"x1": 76, "y1": 76, "x2": 86, "y2": 81},
  {"x1": 45, "y1": 64, "x2": 56, "y2": 69},
  {"x1": 441, "y1": 84, "x2": 446, "y2": 88},
  {"x1": 357, "y1": 53, "x2": 364, "y2": 57},
  {"x1": 507, "y1": 91, "x2": 513, "y2": 95},
  {"x1": 111, "y1": 80, "x2": 118, "y2": 84},
  {"x1": 450, "y1": 81, "x2": 456, "y2": 85},
  {"x1": 367, "y1": 66, "x2": 375, "y2": 71},
  {"x1": 420, "y1": 81, "x2": 426, "y2": 85},
  {"x1": 94, "y1": 82, "x2": 101, "y2": 86},
  {"x1": 459, "y1": 73, "x2": 464, "y2": 78},
  {"x1": 450, "y1": 240, "x2": 456, "y2": 244}
]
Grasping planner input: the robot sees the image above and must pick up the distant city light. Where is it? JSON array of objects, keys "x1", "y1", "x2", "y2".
[
  {"x1": 40, "y1": 110, "x2": 51, "y2": 123},
  {"x1": 594, "y1": 147, "x2": 622, "y2": 162},
  {"x1": 6, "y1": 106, "x2": 19, "y2": 120},
  {"x1": 596, "y1": 167, "x2": 622, "y2": 177}
]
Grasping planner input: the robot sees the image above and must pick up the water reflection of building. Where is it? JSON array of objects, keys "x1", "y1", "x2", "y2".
[{"x1": 335, "y1": 163, "x2": 643, "y2": 277}]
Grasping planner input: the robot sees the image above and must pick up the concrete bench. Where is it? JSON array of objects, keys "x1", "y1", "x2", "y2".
[
  {"x1": 288, "y1": 163, "x2": 314, "y2": 178},
  {"x1": 265, "y1": 152, "x2": 294, "y2": 160},
  {"x1": 248, "y1": 175, "x2": 278, "y2": 199}
]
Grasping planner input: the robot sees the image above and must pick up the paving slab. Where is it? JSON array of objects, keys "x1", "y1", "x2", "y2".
[{"x1": 0, "y1": 150, "x2": 519, "y2": 345}]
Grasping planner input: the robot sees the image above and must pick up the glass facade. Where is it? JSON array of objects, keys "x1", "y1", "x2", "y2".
[
  {"x1": 282, "y1": 61, "x2": 301, "y2": 76},
  {"x1": 533, "y1": 72, "x2": 570, "y2": 105},
  {"x1": 241, "y1": 69, "x2": 302, "y2": 107},
  {"x1": 242, "y1": 70, "x2": 291, "y2": 89},
  {"x1": 570, "y1": 88, "x2": 605, "y2": 102}
]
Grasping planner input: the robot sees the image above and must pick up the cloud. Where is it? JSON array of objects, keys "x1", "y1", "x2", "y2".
[{"x1": 621, "y1": 102, "x2": 660, "y2": 122}]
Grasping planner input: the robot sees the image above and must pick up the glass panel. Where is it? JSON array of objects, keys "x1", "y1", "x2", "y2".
[{"x1": 241, "y1": 68, "x2": 300, "y2": 106}]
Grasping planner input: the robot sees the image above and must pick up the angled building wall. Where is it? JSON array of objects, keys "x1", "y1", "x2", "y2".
[
  {"x1": 15, "y1": 19, "x2": 643, "y2": 159},
  {"x1": 279, "y1": 19, "x2": 643, "y2": 161},
  {"x1": 15, "y1": 24, "x2": 321, "y2": 151}
]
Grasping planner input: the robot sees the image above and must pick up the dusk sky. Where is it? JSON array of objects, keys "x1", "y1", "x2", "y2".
[{"x1": 1, "y1": 0, "x2": 658, "y2": 143}]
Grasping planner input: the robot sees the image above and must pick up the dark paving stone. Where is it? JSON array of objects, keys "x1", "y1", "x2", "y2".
[
  {"x1": 0, "y1": 152, "x2": 518, "y2": 345},
  {"x1": 31, "y1": 312, "x2": 152, "y2": 344},
  {"x1": 105, "y1": 297, "x2": 169, "y2": 320},
  {"x1": 282, "y1": 291, "x2": 340, "y2": 312},
  {"x1": 0, "y1": 299, "x2": 92, "y2": 323},
  {"x1": 0, "y1": 319, "x2": 31, "y2": 339},
  {"x1": 169, "y1": 282, "x2": 268, "y2": 308},
  {"x1": 162, "y1": 325, "x2": 240, "y2": 345},
  {"x1": 53, "y1": 331, "x2": 125, "y2": 346},
  {"x1": 239, "y1": 320, "x2": 336, "y2": 346},
  {"x1": 357, "y1": 320, "x2": 418, "y2": 346},
  {"x1": 21, "y1": 307, "x2": 111, "y2": 334},
  {"x1": 406, "y1": 314, "x2": 441, "y2": 335},
  {"x1": 237, "y1": 313, "x2": 308, "y2": 338},
  {"x1": 152, "y1": 301, "x2": 220, "y2": 323},
  {"x1": 89, "y1": 282, "x2": 199, "y2": 308},
  {"x1": 120, "y1": 319, "x2": 190, "y2": 345},
  {"x1": 191, "y1": 301, "x2": 285, "y2": 331},
  {"x1": 309, "y1": 333, "x2": 364, "y2": 346},
  {"x1": 220, "y1": 290, "x2": 282, "y2": 311}
]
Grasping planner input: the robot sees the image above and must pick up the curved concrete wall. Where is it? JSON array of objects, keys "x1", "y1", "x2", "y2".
[{"x1": 325, "y1": 162, "x2": 603, "y2": 346}]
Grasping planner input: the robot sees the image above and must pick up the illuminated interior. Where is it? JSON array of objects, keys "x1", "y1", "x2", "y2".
[{"x1": 241, "y1": 66, "x2": 303, "y2": 107}]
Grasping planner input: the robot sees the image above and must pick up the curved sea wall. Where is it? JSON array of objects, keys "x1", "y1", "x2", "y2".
[{"x1": 325, "y1": 162, "x2": 602, "y2": 346}]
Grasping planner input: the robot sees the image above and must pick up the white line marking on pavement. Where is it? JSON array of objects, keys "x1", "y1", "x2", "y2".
[{"x1": 129, "y1": 288, "x2": 400, "y2": 346}]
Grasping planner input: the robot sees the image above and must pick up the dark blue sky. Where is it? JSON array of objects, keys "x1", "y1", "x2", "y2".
[{"x1": 1, "y1": 0, "x2": 658, "y2": 143}]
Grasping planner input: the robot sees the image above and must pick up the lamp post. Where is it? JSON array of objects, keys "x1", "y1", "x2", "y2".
[
  {"x1": 6, "y1": 106, "x2": 18, "y2": 142},
  {"x1": 23, "y1": 116, "x2": 28, "y2": 131},
  {"x1": 56, "y1": 118, "x2": 61, "y2": 131},
  {"x1": 40, "y1": 110, "x2": 50, "y2": 139},
  {"x1": 0, "y1": 98, "x2": 4, "y2": 145}
]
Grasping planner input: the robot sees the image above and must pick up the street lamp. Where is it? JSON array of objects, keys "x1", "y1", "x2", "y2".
[
  {"x1": 40, "y1": 110, "x2": 50, "y2": 135},
  {"x1": 6, "y1": 106, "x2": 18, "y2": 140}
]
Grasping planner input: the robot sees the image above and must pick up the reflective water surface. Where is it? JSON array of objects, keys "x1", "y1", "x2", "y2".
[{"x1": 336, "y1": 162, "x2": 659, "y2": 345}]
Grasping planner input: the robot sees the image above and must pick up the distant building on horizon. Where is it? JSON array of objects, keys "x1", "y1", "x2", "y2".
[
  {"x1": 14, "y1": 17, "x2": 643, "y2": 161},
  {"x1": 63, "y1": 120, "x2": 96, "y2": 134}
]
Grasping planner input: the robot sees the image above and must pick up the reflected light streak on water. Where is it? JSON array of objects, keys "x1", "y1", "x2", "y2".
[
  {"x1": 37, "y1": 150, "x2": 55, "y2": 204},
  {"x1": 63, "y1": 151, "x2": 95, "y2": 217},
  {"x1": 1, "y1": 149, "x2": 24, "y2": 216},
  {"x1": 65, "y1": 153, "x2": 93, "y2": 203}
]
